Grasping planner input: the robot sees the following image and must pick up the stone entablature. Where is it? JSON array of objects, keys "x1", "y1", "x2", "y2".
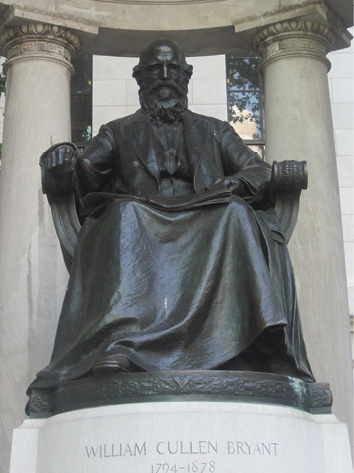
[{"x1": 0, "y1": 1, "x2": 351, "y2": 57}]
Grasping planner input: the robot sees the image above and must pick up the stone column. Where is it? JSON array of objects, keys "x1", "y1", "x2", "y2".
[
  {"x1": 0, "y1": 24, "x2": 79, "y2": 473},
  {"x1": 255, "y1": 21, "x2": 353, "y2": 432}
]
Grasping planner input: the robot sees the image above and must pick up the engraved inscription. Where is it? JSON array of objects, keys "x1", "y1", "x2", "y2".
[
  {"x1": 151, "y1": 461, "x2": 216, "y2": 472},
  {"x1": 227, "y1": 441, "x2": 279, "y2": 456},
  {"x1": 85, "y1": 442, "x2": 147, "y2": 458},
  {"x1": 84, "y1": 438, "x2": 281, "y2": 467},
  {"x1": 156, "y1": 441, "x2": 218, "y2": 455}
]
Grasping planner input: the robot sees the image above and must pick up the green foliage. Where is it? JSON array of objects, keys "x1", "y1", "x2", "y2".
[
  {"x1": 0, "y1": 60, "x2": 6, "y2": 98},
  {"x1": 0, "y1": 61, "x2": 6, "y2": 169},
  {"x1": 226, "y1": 57, "x2": 264, "y2": 139},
  {"x1": 82, "y1": 125, "x2": 92, "y2": 143},
  {"x1": 0, "y1": 74, "x2": 5, "y2": 98}
]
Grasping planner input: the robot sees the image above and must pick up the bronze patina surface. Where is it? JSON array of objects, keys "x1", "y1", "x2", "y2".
[
  {"x1": 27, "y1": 40, "x2": 319, "y2": 417},
  {"x1": 28, "y1": 372, "x2": 332, "y2": 418}
]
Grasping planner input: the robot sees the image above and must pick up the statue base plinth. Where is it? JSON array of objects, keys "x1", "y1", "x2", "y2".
[
  {"x1": 10, "y1": 402, "x2": 353, "y2": 473},
  {"x1": 27, "y1": 371, "x2": 332, "y2": 418}
]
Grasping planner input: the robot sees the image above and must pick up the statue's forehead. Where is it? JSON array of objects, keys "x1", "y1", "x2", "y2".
[{"x1": 145, "y1": 44, "x2": 181, "y2": 65}]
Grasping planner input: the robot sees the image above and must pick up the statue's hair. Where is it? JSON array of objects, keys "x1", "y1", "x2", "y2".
[{"x1": 132, "y1": 39, "x2": 193, "y2": 86}]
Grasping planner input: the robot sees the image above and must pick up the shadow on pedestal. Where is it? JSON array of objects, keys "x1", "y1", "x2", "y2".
[{"x1": 27, "y1": 371, "x2": 332, "y2": 419}]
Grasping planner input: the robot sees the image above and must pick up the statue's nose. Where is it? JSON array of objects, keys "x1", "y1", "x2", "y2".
[{"x1": 162, "y1": 64, "x2": 169, "y2": 78}]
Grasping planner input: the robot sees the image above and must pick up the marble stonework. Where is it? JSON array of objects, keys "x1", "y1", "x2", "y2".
[{"x1": 9, "y1": 403, "x2": 354, "y2": 473}]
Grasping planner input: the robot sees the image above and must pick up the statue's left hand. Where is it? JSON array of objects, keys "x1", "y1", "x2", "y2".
[
  {"x1": 214, "y1": 177, "x2": 246, "y2": 197},
  {"x1": 40, "y1": 144, "x2": 78, "y2": 195}
]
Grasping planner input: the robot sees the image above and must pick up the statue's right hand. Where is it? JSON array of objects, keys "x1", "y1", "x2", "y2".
[{"x1": 40, "y1": 143, "x2": 78, "y2": 195}]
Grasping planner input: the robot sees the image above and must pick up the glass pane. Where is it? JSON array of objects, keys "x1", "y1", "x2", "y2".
[
  {"x1": 248, "y1": 144, "x2": 265, "y2": 161},
  {"x1": 226, "y1": 56, "x2": 265, "y2": 142},
  {"x1": 71, "y1": 55, "x2": 92, "y2": 149}
]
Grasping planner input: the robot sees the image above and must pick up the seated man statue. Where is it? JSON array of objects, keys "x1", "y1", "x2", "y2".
[{"x1": 27, "y1": 39, "x2": 314, "y2": 412}]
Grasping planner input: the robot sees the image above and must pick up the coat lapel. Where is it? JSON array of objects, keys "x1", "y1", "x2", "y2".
[
  {"x1": 182, "y1": 110, "x2": 210, "y2": 191},
  {"x1": 123, "y1": 109, "x2": 160, "y2": 180},
  {"x1": 123, "y1": 109, "x2": 211, "y2": 188}
]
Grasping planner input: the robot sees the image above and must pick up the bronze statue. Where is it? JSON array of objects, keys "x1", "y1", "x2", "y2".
[{"x1": 26, "y1": 39, "x2": 317, "y2": 416}]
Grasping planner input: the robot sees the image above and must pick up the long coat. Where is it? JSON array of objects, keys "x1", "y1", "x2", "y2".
[
  {"x1": 75, "y1": 109, "x2": 270, "y2": 212},
  {"x1": 28, "y1": 108, "x2": 314, "y2": 396}
]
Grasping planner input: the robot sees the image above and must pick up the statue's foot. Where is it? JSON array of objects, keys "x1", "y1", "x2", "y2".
[
  {"x1": 92, "y1": 354, "x2": 132, "y2": 375},
  {"x1": 268, "y1": 358, "x2": 314, "y2": 383}
]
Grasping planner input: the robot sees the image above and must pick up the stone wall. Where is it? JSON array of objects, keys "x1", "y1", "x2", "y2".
[{"x1": 328, "y1": 34, "x2": 354, "y2": 319}]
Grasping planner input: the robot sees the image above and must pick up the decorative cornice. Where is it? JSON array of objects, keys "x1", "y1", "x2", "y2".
[
  {"x1": 254, "y1": 21, "x2": 334, "y2": 70},
  {"x1": 254, "y1": 20, "x2": 335, "y2": 49},
  {"x1": 0, "y1": 24, "x2": 80, "y2": 70}
]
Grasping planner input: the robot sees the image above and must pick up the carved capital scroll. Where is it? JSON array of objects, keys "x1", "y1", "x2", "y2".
[
  {"x1": 0, "y1": 24, "x2": 80, "y2": 71},
  {"x1": 254, "y1": 20, "x2": 335, "y2": 71}
]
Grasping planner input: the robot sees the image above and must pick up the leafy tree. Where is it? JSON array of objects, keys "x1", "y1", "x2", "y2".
[
  {"x1": 226, "y1": 57, "x2": 264, "y2": 139},
  {"x1": 0, "y1": 61, "x2": 5, "y2": 166},
  {"x1": 0, "y1": 71, "x2": 5, "y2": 98}
]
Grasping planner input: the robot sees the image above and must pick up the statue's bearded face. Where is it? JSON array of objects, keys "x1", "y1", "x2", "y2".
[{"x1": 137, "y1": 43, "x2": 191, "y2": 125}]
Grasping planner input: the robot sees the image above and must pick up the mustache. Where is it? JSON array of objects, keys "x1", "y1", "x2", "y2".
[{"x1": 139, "y1": 78, "x2": 188, "y2": 98}]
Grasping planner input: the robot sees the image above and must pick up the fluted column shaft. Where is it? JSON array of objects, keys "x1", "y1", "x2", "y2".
[
  {"x1": 0, "y1": 24, "x2": 79, "y2": 473},
  {"x1": 255, "y1": 21, "x2": 352, "y2": 434}
]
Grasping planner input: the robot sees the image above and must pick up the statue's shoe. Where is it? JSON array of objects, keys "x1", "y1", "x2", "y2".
[{"x1": 92, "y1": 354, "x2": 132, "y2": 375}]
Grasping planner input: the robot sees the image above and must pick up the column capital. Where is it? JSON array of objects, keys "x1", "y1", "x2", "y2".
[
  {"x1": 0, "y1": 24, "x2": 80, "y2": 71},
  {"x1": 254, "y1": 20, "x2": 335, "y2": 71}
]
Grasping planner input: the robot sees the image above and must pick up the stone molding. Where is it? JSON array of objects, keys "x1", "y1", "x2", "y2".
[
  {"x1": 2, "y1": 4, "x2": 100, "y2": 31},
  {"x1": 254, "y1": 21, "x2": 335, "y2": 70},
  {"x1": 0, "y1": 24, "x2": 80, "y2": 70},
  {"x1": 95, "y1": 0, "x2": 224, "y2": 3}
]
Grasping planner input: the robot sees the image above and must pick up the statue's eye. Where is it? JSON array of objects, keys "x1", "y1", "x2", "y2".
[
  {"x1": 167, "y1": 64, "x2": 181, "y2": 76},
  {"x1": 146, "y1": 64, "x2": 182, "y2": 79},
  {"x1": 146, "y1": 65, "x2": 163, "y2": 76}
]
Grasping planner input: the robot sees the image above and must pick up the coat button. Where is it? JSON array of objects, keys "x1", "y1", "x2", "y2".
[{"x1": 132, "y1": 160, "x2": 139, "y2": 168}]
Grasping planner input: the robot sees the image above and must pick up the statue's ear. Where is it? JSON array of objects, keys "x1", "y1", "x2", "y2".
[
  {"x1": 132, "y1": 65, "x2": 142, "y2": 86},
  {"x1": 184, "y1": 64, "x2": 193, "y2": 80}
]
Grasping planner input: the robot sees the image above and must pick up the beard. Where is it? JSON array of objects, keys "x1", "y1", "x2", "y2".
[{"x1": 139, "y1": 79, "x2": 188, "y2": 126}]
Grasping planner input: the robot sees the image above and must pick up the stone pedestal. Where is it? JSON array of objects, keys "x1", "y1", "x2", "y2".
[{"x1": 10, "y1": 402, "x2": 353, "y2": 473}]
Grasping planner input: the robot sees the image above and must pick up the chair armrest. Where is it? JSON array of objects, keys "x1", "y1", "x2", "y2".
[
  {"x1": 40, "y1": 142, "x2": 82, "y2": 272},
  {"x1": 270, "y1": 160, "x2": 308, "y2": 244},
  {"x1": 47, "y1": 193, "x2": 81, "y2": 272}
]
